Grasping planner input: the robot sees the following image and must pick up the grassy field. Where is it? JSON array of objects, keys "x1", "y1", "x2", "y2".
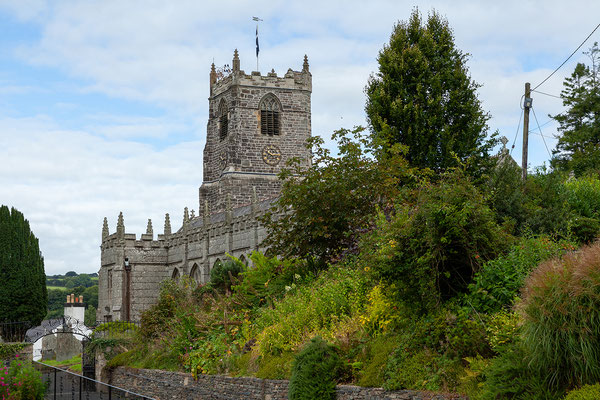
[{"x1": 46, "y1": 286, "x2": 68, "y2": 291}]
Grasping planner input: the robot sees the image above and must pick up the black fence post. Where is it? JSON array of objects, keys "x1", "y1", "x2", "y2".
[
  {"x1": 53, "y1": 367, "x2": 57, "y2": 400},
  {"x1": 79, "y1": 375, "x2": 82, "y2": 400},
  {"x1": 109, "y1": 385, "x2": 112, "y2": 400}
]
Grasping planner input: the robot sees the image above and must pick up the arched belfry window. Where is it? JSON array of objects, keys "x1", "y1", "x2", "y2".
[
  {"x1": 218, "y1": 99, "x2": 228, "y2": 140},
  {"x1": 260, "y1": 94, "x2": 281, "y2": 136}
]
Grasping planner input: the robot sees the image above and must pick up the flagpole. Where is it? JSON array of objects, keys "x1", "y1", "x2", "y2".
[{"x1": 253, "y1": 17, "x2": 262, "y2": 72}]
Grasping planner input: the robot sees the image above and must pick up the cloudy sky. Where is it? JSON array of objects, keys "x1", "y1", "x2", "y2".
[{"x1": 1, "y1": 1, "x2": 599, "y2": 275}]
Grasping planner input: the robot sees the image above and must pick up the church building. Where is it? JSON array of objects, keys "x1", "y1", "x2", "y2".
[{"x1": 97, "y1": 51, "x2": 312, "y2": 321}]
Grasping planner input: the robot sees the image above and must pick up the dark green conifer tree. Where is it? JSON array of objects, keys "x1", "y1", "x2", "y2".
[
  {"x1": 551, "y1": 43, "x2": 600, "y2": 176},
  {"x1": 365, "y1": 9, "x2": 496, "y2": 179},
  {"x1": 0, "y1": 205, "x2": 47, "y2": 330}
]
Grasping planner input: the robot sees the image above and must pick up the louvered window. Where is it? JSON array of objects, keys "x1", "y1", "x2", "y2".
[
  {"x1": 218, "y1": 100, "x2": 228, "y2": 140},
  {"x1": 260, "y1": 95, "x2": 281, "y2": 135}
]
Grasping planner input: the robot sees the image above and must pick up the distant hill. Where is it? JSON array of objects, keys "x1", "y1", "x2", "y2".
[{"x1": 45, "y1": 271, "x2": 98, "y2": 321}]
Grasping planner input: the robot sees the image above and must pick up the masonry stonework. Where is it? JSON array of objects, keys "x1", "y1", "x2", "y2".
[
  {"x1": 97, "y1": 52, "x2": 312, "y2": 322},
  {"x1": 108, "y1": 367, "x2": 467, "y2": 400}
]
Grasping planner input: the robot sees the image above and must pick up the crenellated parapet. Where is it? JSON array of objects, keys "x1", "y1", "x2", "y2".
[
  {"x1": 210, "y1": 51, "x2": 311, "y2": 100},
  {"x1": 100, "y1": 189, "x2": 272, "y2": 253}
]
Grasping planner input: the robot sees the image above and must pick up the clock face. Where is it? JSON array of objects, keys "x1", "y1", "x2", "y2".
[{"x1": 262, "y1": 144, "x2": 282, "y2": 166}]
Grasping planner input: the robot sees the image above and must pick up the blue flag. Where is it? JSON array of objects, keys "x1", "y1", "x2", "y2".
[{"x1": 256, "y1": 26, "x2": 259, "y2": 57}]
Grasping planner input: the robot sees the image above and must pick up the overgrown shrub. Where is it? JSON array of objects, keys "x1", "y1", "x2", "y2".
[
  {"x1": 411, "y1": 303, "x2": 489, "y2": 359},
  {"x1": 288, "y1": 337, "x2": 345, "y2": 400},
  {"x1": 463, "y1": 234, "x2": 574, "y2": 314},
  {"x1": 232, "y1": 252, "x2": 307, "y2": 310},
  {"x1": 384, "y1": 349, "x2": 462, "y2": 392},
  {"x1": 209, "y1": 259, "x2": 244, "y2": 293},
  {"x1": 565, "y1": 175, "x2": 600, "y2": 219},
  {"x1": 520, "y1": 243, "x2": 600, "y2": 390},
  {"x1": 140, "y1": 279, "x2": 187, "y2": 339},
  {"x1": 479, "y1": 341, "x2": 560, "y2": 400},
  {"x1": 0, "y1": 358, "x2": 45, "y2": 400},
  {"x1": 0, "y1": 343, "x2": 27, "y2": 360},
  {"x1": 251, "y1": 265, "x2": 368, "y2": 357},
  {"x1": 362, "y1": 170, "x2": 510, "y2": 311},
  {"x1": 486, "y1": 155, "x2": 528, "y2": 230},
  {"x1": 357, "y1": 335, "x2": 399, "y2": 387},
  {"x1": 523, "y1": 169, "x2": 571, "y2": 237},
  {"x1": 564, "y1": 384, "x2": 600, "y2": 400}
]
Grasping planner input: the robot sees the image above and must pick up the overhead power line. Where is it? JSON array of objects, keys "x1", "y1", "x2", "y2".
[
  {"x1": 532, "y1": 22, "x2": 600, "y2": 91},
  {"x1": 510, "y1": 107, "x2": 524, "y2": 155},
  {"x1": 531, "y1": 107, "x2": 553, "y2": 158},
  {"x1": 532, "y1": 89, "x2": 562, "y2": 99},
  {"x1": 529, "y1": 118, "x2": 554, "y2": 132}
]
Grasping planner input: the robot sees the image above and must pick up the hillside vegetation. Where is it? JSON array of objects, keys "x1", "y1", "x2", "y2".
[{"x1": 96, "y1": 166, "x2": 600, "y2": 399}]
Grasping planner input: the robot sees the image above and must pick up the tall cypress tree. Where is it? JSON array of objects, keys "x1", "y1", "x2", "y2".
[
  {"x1": 0, "y1": 205, "x2": 47, "y2": 331},
  {"x1": 365, "y1": 9, "x2": 496, "y2": 179}
]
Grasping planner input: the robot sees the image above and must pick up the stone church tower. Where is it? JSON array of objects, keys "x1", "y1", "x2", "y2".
[
  {"x1": 200, "y1": 50, "x2": 312, "y2": 213},
  {"x1": 97, "y1": 52, "x2": 312, "y2": 322}
]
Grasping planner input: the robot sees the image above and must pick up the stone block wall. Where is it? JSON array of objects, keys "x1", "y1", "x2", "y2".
[{"x1": 108, "y1": 367, "x2": 467, "y2": 400}]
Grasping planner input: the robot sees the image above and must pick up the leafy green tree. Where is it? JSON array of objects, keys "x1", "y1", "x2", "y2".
[
  {"x1": 83, "y1": 285, "x2": 98, "y2": 309},
  {"x1": 45, "y1": 288, "x2": 67, "y2": 319},
  {"x1": 365, "y1": 9, "x2": 496, "y2": 179},
  {"x1": 552, "y1": 43, "x2": 600, "y2": 176},
  {"x1": 261, "y1": 127, "x2": 412, "y2": 265},
  {"x1": 0, "y1": 206, "x2": 47, "y2": 329},
  {"x1": 84, "y1": 305, "x2": 97, "y2": 326},
  {"x1": 361, "y1": 170, "x2": 510, "y2": 311}
]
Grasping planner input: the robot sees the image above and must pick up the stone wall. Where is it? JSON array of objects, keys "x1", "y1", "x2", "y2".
[{"x1": 108, "y1": 367, "x2": 467, "y2": 400}]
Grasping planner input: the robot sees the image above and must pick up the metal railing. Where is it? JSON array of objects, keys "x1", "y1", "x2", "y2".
[{"x1": 34, "y1": 361, "x2": 154, "y2": 400}]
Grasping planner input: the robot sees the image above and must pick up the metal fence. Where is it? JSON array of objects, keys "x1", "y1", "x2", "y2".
[{"x1": 34, "y1": 362, "x2": 154, "y2": 400}]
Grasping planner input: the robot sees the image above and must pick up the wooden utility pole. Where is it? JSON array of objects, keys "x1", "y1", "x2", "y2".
[{"x1": 522, "y1": 82, "x2": 532, "y2": 181}]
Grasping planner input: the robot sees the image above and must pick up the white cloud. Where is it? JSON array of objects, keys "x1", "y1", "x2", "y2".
[{"x1": 1, "y1": 0, "x2": 600, "y2": 273}]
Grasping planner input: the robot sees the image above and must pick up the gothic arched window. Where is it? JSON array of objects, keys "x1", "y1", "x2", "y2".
[
  {"x1": 172, "y1": 267, "x2": 180, "y2": 281},
  {"x1": 260, "y1": 94, "x2": 281, "y2": 136},
  {"x1": 190, "y1": 263, "x2": 200, "y2": 284},
  {"x1": 219, "y1": 100, "x2": 228, "y2": 140}
]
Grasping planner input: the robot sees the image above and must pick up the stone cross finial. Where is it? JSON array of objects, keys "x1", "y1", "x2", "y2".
[
  {"x1": 190, "y1": 209, "x2": 195, "y2": 219},
  {"x1": 232, "y1": 49, "x2": 240, "y2": 72},
  {"x1": 146, "y1": 219, "x2": 153, "y2": 235},
  {"x1": 303, "y1": 54, "x2": 309, "y2": 72},
  {"x1": 116, "y1": 212, "x2": 125, "y2": 238},
  {"x1": 164, "y1": 213, "x2": 171, "y2": 235},
  {"x1": 500, "y1": 136, "x2": 508, "y2": 149},
  {"x1": 102, "y1": 217, "x2": 109, "y2": 240}
]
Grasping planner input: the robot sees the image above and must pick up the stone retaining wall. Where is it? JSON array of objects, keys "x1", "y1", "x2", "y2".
[{"x1": 109, "y1": 367, "x2": 466, "y2": 400}]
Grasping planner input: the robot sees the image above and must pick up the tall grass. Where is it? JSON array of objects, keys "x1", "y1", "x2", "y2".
[{"x1": 520, "y1": 242, "x2": 600, "y2": 390}]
